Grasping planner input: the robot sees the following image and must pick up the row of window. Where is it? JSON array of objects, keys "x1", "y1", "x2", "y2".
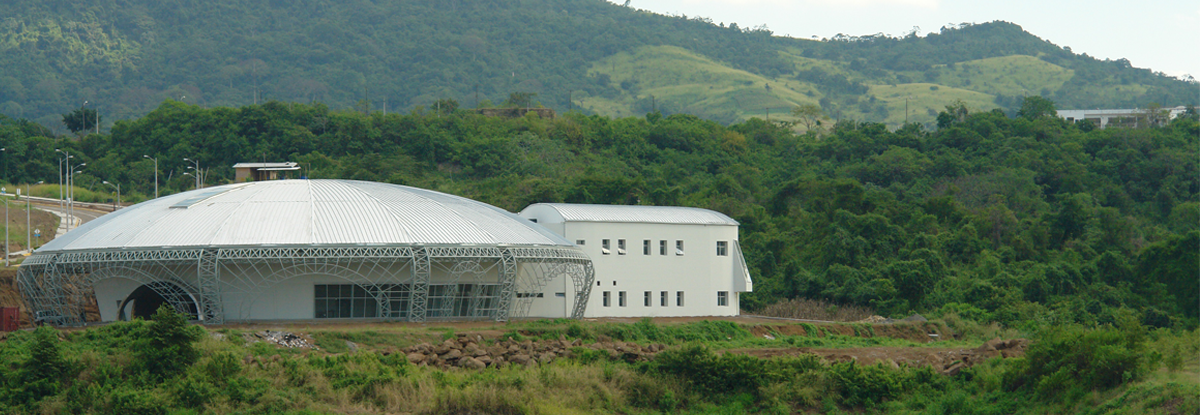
[
  {"x1": 314, "y1": 283, "x2": 501, "y2": 319},
  {"x1": 581, "y1": 239, "x2": 730, "y2": 257},
  {"x1": 601, "y1": 291, "x2": 731, "y2": 307}
]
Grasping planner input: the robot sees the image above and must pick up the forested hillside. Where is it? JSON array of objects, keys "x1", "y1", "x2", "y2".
[
  {"x1": 4, "y1": 97, "x2": 1197, "y2": 329},
  {"x1": 0, "y1": 0, "x2": 1194, "y2": 130}
]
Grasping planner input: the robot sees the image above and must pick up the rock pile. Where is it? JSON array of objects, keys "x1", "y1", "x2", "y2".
[
  {"x1": 939, "y1": 337, "x2": 1026, "y2": 375},
  {"x1": 398, "y1": 334, "x2": 665, "y2": 369}
]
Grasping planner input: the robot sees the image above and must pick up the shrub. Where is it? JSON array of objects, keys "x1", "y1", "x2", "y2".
[
  {"x1": 138, "y1": 305, "x2": 204, "y2": 378},
  {"x1": 829, "y1": 361, "x2": 909, "y2": 407},
  {"x1": 652, "y1": 344, "x2": 768, "y2": 396},
  {"x1": 1004, "y1": 324, "x2": 1151, "y2": 399}
]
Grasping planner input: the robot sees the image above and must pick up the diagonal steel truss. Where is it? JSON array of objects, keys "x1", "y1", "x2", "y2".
[{"x1": 16, "y1": 245, "x2": 593, "y2": 326}]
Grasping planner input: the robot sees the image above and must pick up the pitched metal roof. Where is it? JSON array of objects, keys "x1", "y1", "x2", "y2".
[
  {"x1": 232, "y1": 162, "x2": 299, "y2": 169},
  {"x1": 524, "y1": 203, "x2": 739, "y2": 226},
  {"x1": 38, "y1": 180, "x2": 574, "y2": 252}
]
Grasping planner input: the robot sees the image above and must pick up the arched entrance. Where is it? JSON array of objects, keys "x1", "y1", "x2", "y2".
[{"x1": 119, "y1": 281, "x2": 199, "y2": 320}]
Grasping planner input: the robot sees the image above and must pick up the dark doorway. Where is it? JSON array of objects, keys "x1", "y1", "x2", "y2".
[{"x1": 119, "y1": 282, "x2": 199, "y2": 320}]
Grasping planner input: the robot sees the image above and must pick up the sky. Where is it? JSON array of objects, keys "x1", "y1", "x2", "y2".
[{"x1": 608, "y1": 0, "x2": 1199, "y2": 80}]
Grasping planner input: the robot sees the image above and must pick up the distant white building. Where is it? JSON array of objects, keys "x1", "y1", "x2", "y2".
[
  {"x1": 519, "y1": 203, "x2": 753, "y2": 318},
  {"x1": 1057, "y1": 106, "x2": 1188, "y2": 129}
]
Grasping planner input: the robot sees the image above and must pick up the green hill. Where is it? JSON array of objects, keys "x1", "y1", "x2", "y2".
[{"x1": 0, "y1": 0, "x2": 1194, "y2": 130}]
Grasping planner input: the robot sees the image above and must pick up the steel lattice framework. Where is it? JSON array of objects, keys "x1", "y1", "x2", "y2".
[{"x1": 17, "y1": 245, "x2": 593, "y2": 326}]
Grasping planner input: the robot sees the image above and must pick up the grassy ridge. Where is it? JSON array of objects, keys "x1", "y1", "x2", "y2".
[
  {"x1": 581, "y1": 44, "x2": 1178, "y2": 127},
  {"x1": 0, "y1": 315, "x2": 1195, "y2": 414}
]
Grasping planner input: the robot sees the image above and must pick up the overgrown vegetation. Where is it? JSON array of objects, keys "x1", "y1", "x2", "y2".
[
  {"x1": 4, "y1": 97, "x2": 1197, "y2": 332},
  {"x1": 1, "y1": 313, "x2": 1195, "y2": 414},
  {"x1": 0, "y1": 0, "x2": 1193, "y2": 129}
]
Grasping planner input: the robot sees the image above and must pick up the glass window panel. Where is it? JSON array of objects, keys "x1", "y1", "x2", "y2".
[
  {"x1": 315, "y1": 285, "x2": 327, "y2": 298},
  {"x1": 339, "y1": 299, "x2": 352, "y2": 317}
]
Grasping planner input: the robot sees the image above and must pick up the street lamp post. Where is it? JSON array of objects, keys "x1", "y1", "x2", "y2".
[
  {"x1": 65, "y1": 161, "x2": 84, "y2": 232},
  {"x1": 103, "y1": 181, "x2": 120, "y2": 210},
  {"x1": 55, "y1": 150, "x2": 70, "y2": 223},
  {"x1": 143, "y1": 155, "x2": 158, "y2": 198},
  {"x1": 183, "y1": 158, "x2": 202, "y2": 189},
  {"x1": 2, "y1": 187, "x2": 8, "y2": 267},
  {"x1": 26, "y1": 181, "x2": 40, "y2": 253}
]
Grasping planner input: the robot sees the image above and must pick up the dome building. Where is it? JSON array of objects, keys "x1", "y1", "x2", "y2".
[{"x1": 17, "y1": 180, "x2": 593, "y2": 325}]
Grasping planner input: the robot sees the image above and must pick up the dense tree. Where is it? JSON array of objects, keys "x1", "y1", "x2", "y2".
[{"x1": 2, "y1": 95, "x2": 1196, "y2": 330}]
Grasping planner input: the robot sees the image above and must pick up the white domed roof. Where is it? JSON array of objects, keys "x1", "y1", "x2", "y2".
[{"x1": 39, "y1": 180, "x2": 571, "y2": 252}]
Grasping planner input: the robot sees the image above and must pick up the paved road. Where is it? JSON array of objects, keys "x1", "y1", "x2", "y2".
[
  {"x1": 7, "y1": 201, "x2": 109, "y2": 258},
  {"x1": 32, "y1": 201, "x2": 108, "y2": 227}
]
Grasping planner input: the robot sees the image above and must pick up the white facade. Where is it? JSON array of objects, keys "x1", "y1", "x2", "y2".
[{"x1": 519, "y1": 204, "x2": 753, "y2": 318}]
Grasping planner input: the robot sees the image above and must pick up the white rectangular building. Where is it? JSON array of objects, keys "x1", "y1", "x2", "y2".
[{"x1": 518, "y1": 203, "x2": 752, "y2": 318}]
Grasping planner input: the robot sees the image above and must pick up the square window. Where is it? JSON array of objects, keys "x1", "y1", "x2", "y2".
[
  {"x1": 602, "y1": 239, "x2": 611, "y2": 255},
  {"x1": 676, "y1": 240, "x2": 685, "y2": 256},
  {"x1": 660, "y1": 291, "x2": 668, "y2": 306},
  {"x1": 718, "y1": 291, "x2": 729, "y2": 306},
  {"x1": 643, "y1": 239, "x2": 651, "y2": 255},
  {"x1": 659, "y1": 240, "x2": 667, "y2": 255},
  {"x1": 618, "y1": 239, "x2": 627, "y2": 255},
  {"x1": 603, "y1": 291, "x2": 611, "y2": 307},
  {"x1": 619, "y1": 291, "x2": 627, "y2": 307},
  {"x1": 676, "y1": 291, "x2": 685, "y2": 306},
  {"x1": 644, "y1": 291, "x2": 651, "y2": 306},
  {"x1": 315, "y1": 285, "x2": 328, "y2": 298},
  {"x1": 717, "y1": 241, "x2": 728, "y2": 256}
]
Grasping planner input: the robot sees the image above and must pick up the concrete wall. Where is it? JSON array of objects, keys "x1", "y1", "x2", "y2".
[{"x1": 518, "y1": 209, "x2": 748, "y2": 318}]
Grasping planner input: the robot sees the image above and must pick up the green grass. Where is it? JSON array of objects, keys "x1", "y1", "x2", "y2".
[
  {"x1": 581, "y1": 45, "x2": 818, "y2": 124},
  {"x1": 578, "y1": 45, "x2": 1149, "y2": 129},
  {"x1": 928, "y1": 55, "x2": 1075, "y2": 97}
]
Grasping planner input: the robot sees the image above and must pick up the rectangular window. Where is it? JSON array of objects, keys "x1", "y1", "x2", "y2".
[
  {"x1": 718, "y1": 291, "x2": 729, "y2": 306},
  {"x1": 315, "y1": 284, "x2": 380, "y2": 318},
  {"x1": 643, "y1": 239, "x2": 651, "y2": 255},
  {"x1": 676, "y1": 240, "x2": 685, "y2": 256},
  {"x1": 603, "y1": 291, "x2": 611, "y2": 307},
  {"x1": 644, "y1": 291, "x2": 652, "y2": 306},
  {"x1": 517, "y1": 292, "x2": 545, "y2": 298},
  {"x1": 659, "y1": 240, "x2": 667, "y2": 255},
  {"x1": 660, "y1": 291, "x2": 668, "y2": 306},
  {"x1": 602, "y1": 239, "x2": 611, "y2": 255},
  {"x1": 617, "y1": 239, "x2": 627, "y2": 255},
  {"x1": 576, "y1": 239, "x2": 585, "y2": 246},
  {"x1": 717, "y1": 241, "x2": 728, "y2": 256},
  {"x1": 676, "y1": 291, "x2": 685, "y2": 306},
  {"x1": 619, "y1": 291, "x2": 627, "y2": 307},
  {"x1": 555, "y1": 292, "x2": 566, "y2": 298}
]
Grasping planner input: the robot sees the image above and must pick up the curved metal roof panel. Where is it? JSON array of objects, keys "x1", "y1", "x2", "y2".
[
  {"x1": 38, "y1": 180, "x2": 574, "y2": 252},
  {"x1": 524, "y1": 203, "x2": 739, "y2": 226}
]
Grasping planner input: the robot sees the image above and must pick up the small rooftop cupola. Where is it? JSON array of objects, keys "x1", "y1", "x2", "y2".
[{"x1": 233, "y1": 162, "x2": 301, "y2": 182}]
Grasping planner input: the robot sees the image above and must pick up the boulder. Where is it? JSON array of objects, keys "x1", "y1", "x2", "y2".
[
  {"x1": 407, "y1": 353, "x2": 427, "y2": 364},
  {"x1": 462, "y1": 357, "x2": 486, "y2": 369}
]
